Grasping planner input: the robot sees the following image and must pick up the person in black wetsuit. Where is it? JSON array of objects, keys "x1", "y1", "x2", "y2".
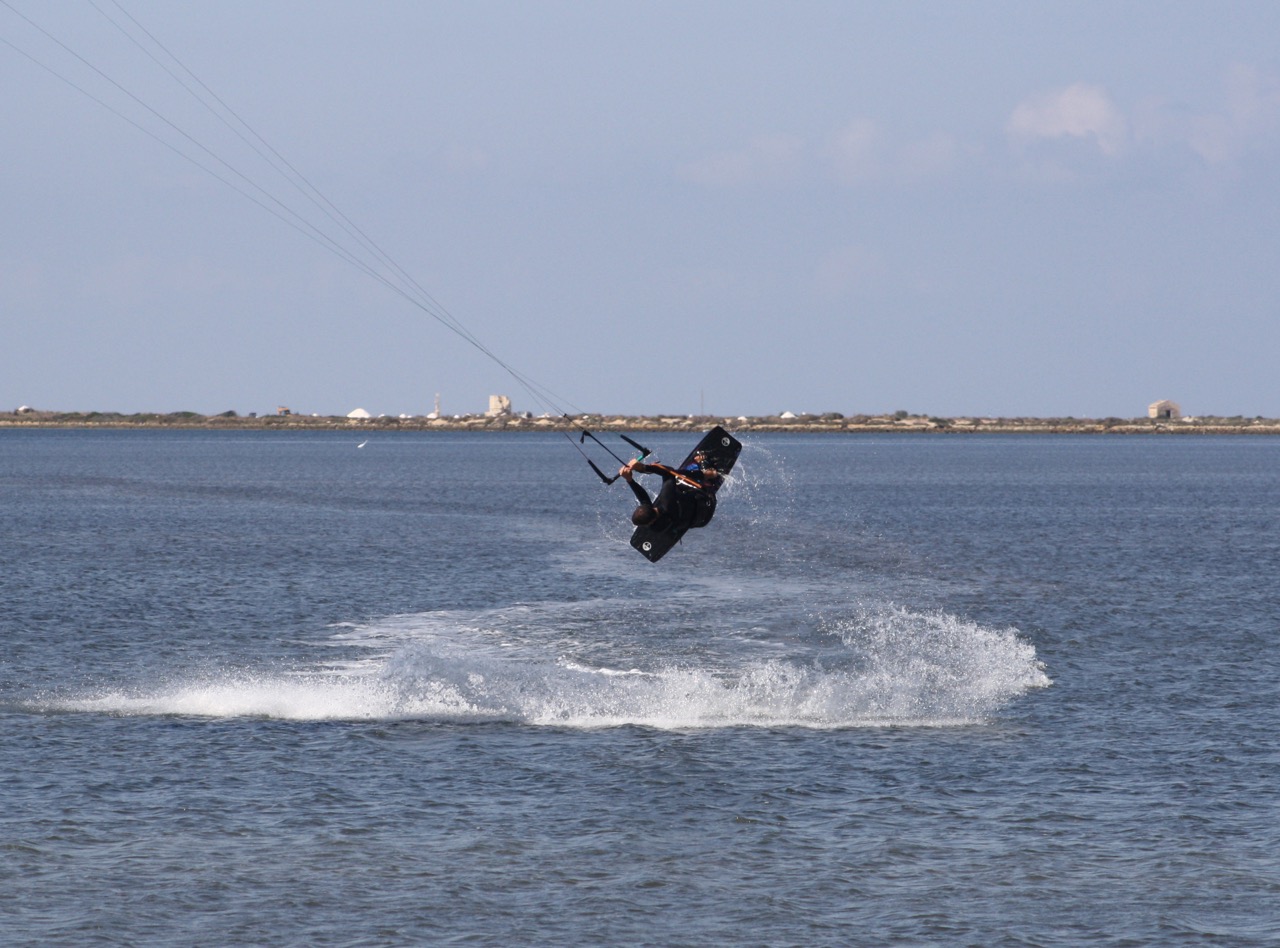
[{"x1": 619, "y1": 454, "x2": 723, "y2": 530}]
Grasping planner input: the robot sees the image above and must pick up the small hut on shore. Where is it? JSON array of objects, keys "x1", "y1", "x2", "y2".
[{"x1": 1148, "y1": 400, "x2": 1181, "y2": 420}]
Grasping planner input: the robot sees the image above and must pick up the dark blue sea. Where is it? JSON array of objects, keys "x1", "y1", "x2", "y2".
[{"x1": 2, "y1": 430, "x2": 1277, "y2": 946}]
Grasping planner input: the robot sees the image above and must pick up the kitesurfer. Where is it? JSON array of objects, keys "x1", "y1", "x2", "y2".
[{"x1": 620, "y1": 455, "x2": 723, "y2": 530}]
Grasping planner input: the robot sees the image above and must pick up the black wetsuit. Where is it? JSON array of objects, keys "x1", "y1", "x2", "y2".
[{"x1": 627, "y1": 464, "x2": 721, "y2": 532}]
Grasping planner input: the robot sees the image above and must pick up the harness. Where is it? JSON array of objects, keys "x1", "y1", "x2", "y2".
[{"x1": 648, "y1": 463, "x2": 719, "y2": 529}]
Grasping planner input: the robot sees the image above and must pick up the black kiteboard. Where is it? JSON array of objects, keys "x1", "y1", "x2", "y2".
[{"x1": 629, "y1": 426, "x2": 742, "y2": 562}]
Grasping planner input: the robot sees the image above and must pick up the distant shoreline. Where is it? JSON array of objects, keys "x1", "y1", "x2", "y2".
[{"x1": 5, "y1": 410, "x2": 1280, "y2": 434}]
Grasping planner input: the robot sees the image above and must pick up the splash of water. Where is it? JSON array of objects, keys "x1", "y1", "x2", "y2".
[{"x1": 41, "y1": 600, "x2": 1048, "y2": 728}]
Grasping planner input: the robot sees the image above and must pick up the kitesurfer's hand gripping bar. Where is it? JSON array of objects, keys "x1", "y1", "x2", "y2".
[{"x1": 580, "y1": 430, "x2": 653, "y2": 485}]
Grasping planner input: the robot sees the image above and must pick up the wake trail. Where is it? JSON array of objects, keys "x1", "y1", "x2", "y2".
[{"x1": 29, "y1": 599, "x2": 1049, "y2": 729}]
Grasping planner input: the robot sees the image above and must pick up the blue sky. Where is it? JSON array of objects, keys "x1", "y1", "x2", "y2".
[{"x1": 4, "y1": 1, "x2": 1279, "y2": 418}]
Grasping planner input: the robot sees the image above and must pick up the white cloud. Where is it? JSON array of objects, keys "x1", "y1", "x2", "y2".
[
  {"x1": 1133, "y1": 64, "x2": 1280, "y2": 165},
  {"x1": 828, "y1": 121, "x2": 966, "y2": 186},
  {"x1": 681, "y1": 121, "x2": 965, "y2": 192},
  {"x1": 995, "y1": 63, "x2": 1280, "y2": 174},
  {"x1": 829, "y1": 119, "x2": 882, "y2": 184},
  {"x1": 677, "y1": 134, "x2": 804, "y2": 187},
  {"x1": 1183, "y1": 113, "x2": 1237, "y2": 165},
  {"x1": 1192, "y1": 64, "x2": 1280, "y2": 163},
  {"x1": 1007, "y1": 83, "x2": 1127, "y2": 155},
  {"x1": 1223, "y1": 63, "x2": 1280, "y2": 134}
]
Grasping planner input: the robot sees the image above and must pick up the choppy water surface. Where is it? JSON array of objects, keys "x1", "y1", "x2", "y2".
[{"x1": 2, "y1": 431, "x2": 1277, "y2": 945}]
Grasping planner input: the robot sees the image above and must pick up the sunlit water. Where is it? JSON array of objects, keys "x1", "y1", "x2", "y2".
[{"x1": 2, "y1": 430, "x2": 1276, "y2": 945}]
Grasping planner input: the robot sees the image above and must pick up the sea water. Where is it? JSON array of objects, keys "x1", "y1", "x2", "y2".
[{"x1": 1, "y1": 430, "x2": 1276, "y2": 945}]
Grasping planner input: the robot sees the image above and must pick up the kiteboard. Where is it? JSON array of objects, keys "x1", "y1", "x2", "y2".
[{"x1": 629, "y1": 426, "x2": 742, "y2": 562}]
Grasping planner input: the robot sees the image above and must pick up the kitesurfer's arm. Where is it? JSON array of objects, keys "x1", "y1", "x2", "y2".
[
  {"x1": 629, "y1": 461, "x2": 676, "y2": 482},
  {"x1": 625, "y1": 477, "x2": 653, "y2": 508},
  {"x1": 620, "y1": 461, "x2": 654, "y2": 507}
]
